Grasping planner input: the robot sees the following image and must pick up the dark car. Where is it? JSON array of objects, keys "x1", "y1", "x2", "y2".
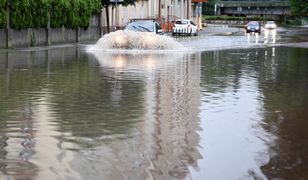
[
  {"x1": 125, "y1": 19, "x2": 163, "y2": 35},
  {"x1": 245, "y1": 21, "x2": 261, "y2": 34}
]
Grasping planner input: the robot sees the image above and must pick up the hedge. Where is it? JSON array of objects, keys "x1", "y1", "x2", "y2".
[
  {"x1": 0, "y1": 0, "x2": 7, "y2": 28},
  {"x1": 202, "y1": 15, "x2": 273, "y2": 21},
  {"x1": 1, "y1": 0, "x2": 101, "y2": 29}
]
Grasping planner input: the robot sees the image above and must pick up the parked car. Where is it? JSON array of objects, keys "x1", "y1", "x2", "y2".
[
  {"x1": 264, "y1": 21, "x2": 277, "y2": 29},
  {"x1": 172, "y1": 19, "x2": 198, "y2": 36},
  {"x1": 245, "y1": 21, "x2": 261, "y2": 34},
  {"x1": 124, "y1": 19, "x2": 163, "y2": 34}
]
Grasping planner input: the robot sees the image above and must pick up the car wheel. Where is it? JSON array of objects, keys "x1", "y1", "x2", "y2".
[{"x1": 194, "y1": 32, "x2": 197, "y2": 36}]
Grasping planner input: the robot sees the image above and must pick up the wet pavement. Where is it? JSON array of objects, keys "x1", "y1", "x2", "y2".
[{"x1": 0, "y1": 25, "x2": 308, "y2": 180}]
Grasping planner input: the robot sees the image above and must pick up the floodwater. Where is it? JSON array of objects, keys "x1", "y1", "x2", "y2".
[{"x1": 0, "y1": 31, "x2": 308, "y2": 180}]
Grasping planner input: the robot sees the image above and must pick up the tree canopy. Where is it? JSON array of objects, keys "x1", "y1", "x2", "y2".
[
  {"x1": 0, "y1": 0, "x2": 102, "y2": 29},
  {"x1": 202, "y1": 0, "x2": 217, "y2": 15},
  {"x1": 289, "y1": 0, "x2": 308, "y2": 16}
]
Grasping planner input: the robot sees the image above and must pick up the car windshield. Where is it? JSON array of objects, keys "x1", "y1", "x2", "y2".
[
  {"x1": 247, "y1": 21, "x2": 259, "y2": 27},
  {"x1": 175, "y1": 20, "x2": 188, "y2": 25},
  {"x1": 266, "y1": 21, "x2": 275, "y2": 24},
  {"x1": 125, "y1": 21, "x2": 154, "y2": 32},
  {"x1": 190, "y1": 21, "x2": 196, "y2": 26}
]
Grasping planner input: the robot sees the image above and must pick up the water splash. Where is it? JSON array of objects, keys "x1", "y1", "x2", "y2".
[{"x1": 91, "y1": 30, "x2": 185, "y2": 51}]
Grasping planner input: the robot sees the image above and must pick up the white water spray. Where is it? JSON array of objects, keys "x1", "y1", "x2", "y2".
[{"x1": 91, "y1": 30, "x2": 186, "y2": 51}]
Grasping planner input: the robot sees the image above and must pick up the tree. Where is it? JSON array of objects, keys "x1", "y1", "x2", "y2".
[
  {"x1": 202, "y1": 0, "x2": 217, "y2": 16},
  {"x1": 289, "y1": 0, "x2": 308, "y2": 16},
  {"x1": 100, "y1": 0, "x2": 136, "y2": 33}
]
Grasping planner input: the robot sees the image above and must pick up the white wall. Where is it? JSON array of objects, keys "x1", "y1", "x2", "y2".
[{"x1": 101, "y1": 0, "x2": 194, "y2": 27}]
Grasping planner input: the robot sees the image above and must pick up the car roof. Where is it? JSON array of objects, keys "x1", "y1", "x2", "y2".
[
  {"x1": 247, "y1": 21, "x2": 259, "y2": 25},
  {"x1": 177, "y1": 19, "x2": 190, "y2": 21},
  {"x1": 129, "y1": 18, "x2": 158, "y2": 23},
  {"x1": 128, "y1": 20, "x2": 153, "y2": 23}
]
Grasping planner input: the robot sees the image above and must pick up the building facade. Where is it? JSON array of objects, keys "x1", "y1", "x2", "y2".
[
  {"x1": 101, "y1": 0, "x2": 206, "y2": 32},
  {"x1": 215, "y1": 0, "x2": 290, "y2": 19}
]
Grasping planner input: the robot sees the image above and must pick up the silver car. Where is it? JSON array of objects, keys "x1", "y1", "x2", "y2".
[{"x1": 124, "y1": 19, "x2": 164, "y2": 35}]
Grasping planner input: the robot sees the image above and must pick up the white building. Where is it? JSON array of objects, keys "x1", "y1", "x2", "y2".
[{"x1": 101, "y1": 0, "x2": 206, "y2": 32}]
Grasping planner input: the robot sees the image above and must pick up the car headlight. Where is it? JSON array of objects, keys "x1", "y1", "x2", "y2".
[
  {"x1": 247, "y1": 27, "x2": 251, "y2": 29},
  {"x1": 256, "y1": 27, "x2": 259, "y2": 30}
]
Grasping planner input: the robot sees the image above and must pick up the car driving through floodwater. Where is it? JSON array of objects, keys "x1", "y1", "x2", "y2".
[{"x1": 92, "y1": 19, "x2": 185, "y2": 50}]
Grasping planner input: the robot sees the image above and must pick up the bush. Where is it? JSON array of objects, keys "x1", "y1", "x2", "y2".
[
  {"x1": 202, "y1": 15, "x2": 273, "y2": 22},
  {"x1": 10, "y1": 0, "x2": 49, "y2": 29},
  {"x1": 50, "y1": 0, "x2": 101, "y2": 28},
  {"x1": 8, "y1": 0, "x2": 101, "y2": 29},
  {"x1": 0, "y1": 0, "x2": 7, "y2": 28}
]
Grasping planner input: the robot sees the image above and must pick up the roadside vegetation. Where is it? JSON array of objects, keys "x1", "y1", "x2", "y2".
[
  {"x1": 202, "y1": 15, "x2": 274, "y2": 22},
  {"x1": 0, "y1": 0, "x2": 101, "y2": 29},
  {"x1": 0, "y1": 0, "x2": 7, "y2": 28},
  {"x1": 289, "y1": 0, "x2": 308, "y2": 16}
]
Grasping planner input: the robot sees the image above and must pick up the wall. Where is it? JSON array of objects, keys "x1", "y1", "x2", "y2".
[{"x1": 0, "y1": 29, "x2": 6, "y2": 48}]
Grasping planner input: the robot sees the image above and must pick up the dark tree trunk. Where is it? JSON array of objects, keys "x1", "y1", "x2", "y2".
[{"x1": 105, "y1": 6, "x2": 110, "y2": 33}]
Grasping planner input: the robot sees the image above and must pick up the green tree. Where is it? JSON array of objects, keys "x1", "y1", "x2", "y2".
[
  {"x1": 202, "y1": 0, "x2": 217, "y2": 16},
  {"x1": 99, "y1": 0, "x2": 136, "y2": 33},
  {"x1": 7, "y1": 0, "x2": 101, "y2": 29},
  {"x1": 289, "y1": 0, "x2": 308, "y2": 16},
  {"x1": 0, "y1": 0, "x2": 6, "y2": 28},
  {"x1": 50, "y1": 0, "x2": 101, "y2": 28}
]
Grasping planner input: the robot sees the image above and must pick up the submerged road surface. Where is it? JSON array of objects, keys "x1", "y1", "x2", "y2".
[{"x1": 0, "y1": 25, "x2": 308, "y2": 180}]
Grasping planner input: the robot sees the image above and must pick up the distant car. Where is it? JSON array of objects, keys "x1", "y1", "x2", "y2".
[
  {"x1": 124, "y1": 19, "x2": 163, "y2": 34},
  {"x1": 264, "y1": 21, "x2": 277, "y2": 29},
  {"x1": 172, "y1": 19, "x2": 198, "y2": 36},
  {"x1": 245, "y1": 21, "x2": 261, "y2": 34}
]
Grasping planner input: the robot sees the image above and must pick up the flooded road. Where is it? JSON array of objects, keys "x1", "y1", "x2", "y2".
[{"x1": 0, "y1": 27, "x2": 308, "y2": 179}]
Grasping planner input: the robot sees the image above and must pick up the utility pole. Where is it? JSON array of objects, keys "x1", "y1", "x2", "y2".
[
  {"x1": 187, "y1": 0, "x2": 190, "y2": 19},
  {"x1": 158, "y1": 0, "x2": 161, "y2": 18}
]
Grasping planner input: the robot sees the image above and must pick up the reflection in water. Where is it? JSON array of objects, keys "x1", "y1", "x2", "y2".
[
  {"x1": 246, "y1": 33, "x2": 259, "y2": 44},
  {"x1": 264, "y1": 29, "x2": 277, "y2": 44},
  {"x1": 196, "y1": 47, "x2": 308, "y2": 179},
  {"x1": 0, "y1": 48, "x2": 87, "y2": 179},
  {"x1": 246, "y1": 29, "x2": 277, "y2": 44},
  {"x1": 89, "y1": 51, "x2": 202, "y2": 179},
  {"x1": 0, "y1": 49, "x2": 202, "y2": 179},
  {"x1": 195, "y1": 49, "x2": 270, "y2": 179},
  {"x1": 0, "y1": 46, "x2": 308, "y2": 179},
  {"x1": 259, "y1": 48, "x2": 308, "y2": 179}
]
